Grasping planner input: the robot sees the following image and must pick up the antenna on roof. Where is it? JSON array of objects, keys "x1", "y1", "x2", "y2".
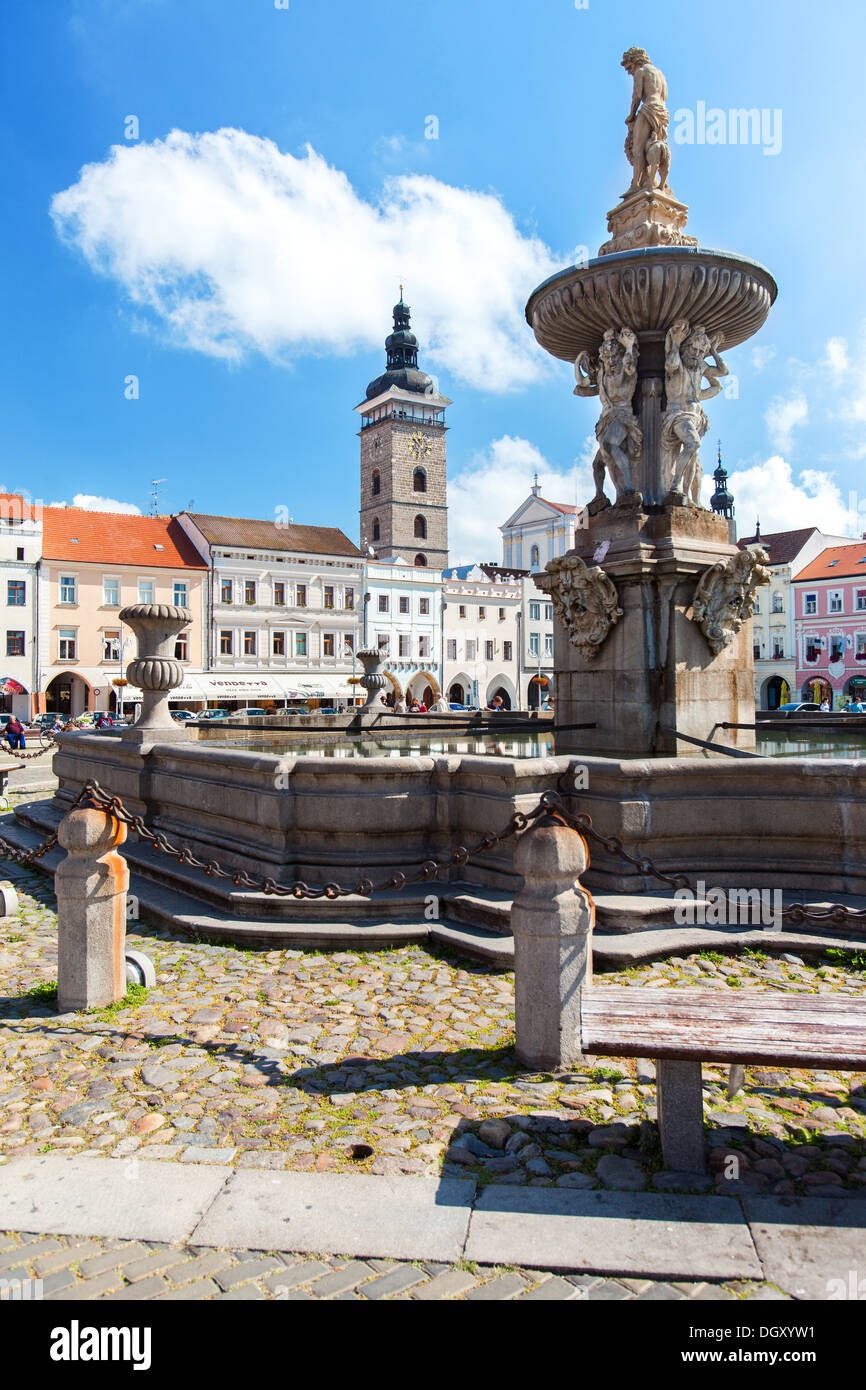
[{"x1": 151, "y1": 479, "x2": 167, "y2": 516}]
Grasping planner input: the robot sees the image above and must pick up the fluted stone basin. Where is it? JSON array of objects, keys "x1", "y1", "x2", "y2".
[{"x1": 526, "y1": 246, "x2": 777, "y2": 360}]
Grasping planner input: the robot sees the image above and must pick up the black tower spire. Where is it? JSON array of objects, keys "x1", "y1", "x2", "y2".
[{"x1": 710, "y1": 441, "x2": 735, "y2": 520}]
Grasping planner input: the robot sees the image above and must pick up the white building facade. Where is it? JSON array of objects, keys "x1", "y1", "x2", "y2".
[
  {"x1": 365, "y1": 556, "x2": 443, "y2": 704},
  {"x1": 0, "y1": 494, "x2": 41, "y2": 718},
  {"x1": 178, "y1": 514, "x2": 365, "y2": 708},
  {"x1": 442, "y1": 565, "x2": 521, "y2": 709}
]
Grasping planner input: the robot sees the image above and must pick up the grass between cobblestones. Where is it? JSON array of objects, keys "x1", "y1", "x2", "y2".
[{"x1": 0, "y1": 864, "x2": 864, "y2": 1203}]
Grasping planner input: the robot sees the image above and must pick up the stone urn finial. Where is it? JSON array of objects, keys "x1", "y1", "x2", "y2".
[
  {"x1": 119, "y1": 603, "x2": 192, "y2": 742},
  {"x1": 356, "y1": 647, "x2": 388, "y2": 707}
]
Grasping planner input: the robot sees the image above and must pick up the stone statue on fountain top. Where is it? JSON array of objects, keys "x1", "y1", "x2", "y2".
[
  {"x1": 660, "y1": 320, "x2": 729, "y2": 506},
  {"x1": 574, "y1": 326, "x2": 642, "y2": 512}
]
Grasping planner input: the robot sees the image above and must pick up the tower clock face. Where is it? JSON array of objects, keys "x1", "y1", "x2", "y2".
[{"x1": 408, "y1": 431, "x2": 432, "y2": 460}]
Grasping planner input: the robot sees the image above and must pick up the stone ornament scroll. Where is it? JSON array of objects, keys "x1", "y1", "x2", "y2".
[
  {"x1": 536, "y1": 555, "x2": 623, "y2": 661},
  {"x1": 691, "y1": 548, "x2": 771, "y2": 656}
]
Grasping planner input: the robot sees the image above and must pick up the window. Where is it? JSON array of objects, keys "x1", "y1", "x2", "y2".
[
  {"x1": 446, "y1": 639, "x2": 457, "y2": 660},
  {"x1": 545, "y1": 634, "x2": 553, "y2": 656},
  {"x1": 59, "y1": 628, "x2": 76, "y2": 660},
  {"x1": 466, "y1": 640, "x2": 476, "y2": 660},
  {"x1": 414, "y1": 554, "x2": 427, "y2": 567},
  {"x1": 15, "y1": 547, "x2": 23, "y2": 562},
  {"x1": 377, "y1": 633, "x2": 390, "y2": 655},
  {"x1": 378, "y1": 594, "x2": 389, "y2": 613},
  {"x1": 805, "y1": 593, "x2": 817, "y2": 615},
  {"x1": 371, "y1": 470, "x2": 380, "y2": 496},
  {"x1": 419, "y1": 597, "x2": 429, "y2": 616},
  {"x1": 372, "y1": 518, "x2": 380, "y2": 541},
  {"x1": 414, "y1": 515, "x2": 426, "y2": 539},
  {"x1": 175, "y1": 632, "x2": 188, "y2": 661},
  {"x1": 805, "y1": 637, "x2": 820, "y2": 664},
  {"x1": 103, "y1": 578, "x2": 119, "y2": 606},
  {"x1": 419, "y1": 636, "x2": 431, "y2": 659},
  {"x1": 324, "y1": 585, "x2": 335, "y2": 609},
  {"x1": 243, "y1": 630, "x2": 257, "y2": 656},
  {"x1": 138, "y1": 580, "x2": 154, "y2": 604},
  {"x1": 753, "y1": 595, "x2": 760, "y2": 615},
  {"x1": 830, "y1": 590, "x2": 843, "y2": 613},
  {"x1": 771, "y1": 593, "x2": 783, "y2": 614},
  {"x1": 173, "y1": 581, "x2": 188, "y2": 608},
  {"x1": 498, "y1": 607, "x2": 505, "y2": 621},
  {"x1": 478, "y1": 607, "x2": 486, "y2": 620},
  {"x1": 772, "y1": 637, "x2": 784, "y2": 660},
  {"x1": 220, "y1": 630, "x2": 233, "y2": 656},
  {"x1": 345, "y1": 588, "x2": 355, "y2": 611},
  {"x1": 102, "y1": 630, "x2": 121, "y2": 662},
  {"x1": 503, "y1": 641, "x2": 512, "y2": 662},
  {"x1": 413, "y1": 468, "x2": 426, "y2": 493},
  {"x1": 856, "y1": 635, "x2": 866, "y2": 661},
  {"x1": 220, "y1": 579, "x2": 233, "y2": 604},
  {"x1": 323, "y1": 633, "x2": 335, "y2": 657},
  {"x1": 399, "y1": 634, "x2": 410, "y2": 657},
  {"x1": 485, "y1": 640, "x2": 494, "y2": 661},
  {"x1": 753, "y1": 641, "x2": 762, "y2": 661},
  {"x1": 529, "y1": 602, "x2": 541, "y2": 621},
  {"x1": 295, "y1": 632, "x2": 307, "y2": 657},
  {"x1": 857, "y1": 590, "x2": 866, "y2": 612},
  {"x1": 529, "y1": 632, "x2": 540, "y2": 656},
  {"x1": 244, "y1": 580, "x2": 256, "y2": 605},
  {"x1": 544, "y1": 604, "x2": 553, "y2": 621},
  {"x1": 6, "y1": 580, "x2": 25, "y2": 606},
  {"x1": 830, "y1": 635, "x2": 844, "y2": 662},
  {"x1": 6, "y1": 631, "x2": 24, "y2": 657},
  {"x1": 273, "y1": 631, "x2": 285, "y2": 656},
  {"x1": 296, "y1": 584, "x2": 307, "y2": 607},
  {"x1": 459, "y1": 605, "x2": 466, "y2": 619},
  {"x1": 399, "y1": 596, "x2": 410, "y2": 614},
  {"x1": 60, "y1": 575, "x2": 76, "y2": 604},
  {"x1": 344, "y1": 633, "x2": 354, "y2": 654},
  {"x1": 274, "y1": 582, "x2": 285, "y2": 606},
  {"x1": 530, "y1": 545, "x2": 540, "y2": 569}
]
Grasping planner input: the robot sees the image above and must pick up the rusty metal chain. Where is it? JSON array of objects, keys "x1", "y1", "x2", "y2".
[
  {"x1": 4, "y1": 734, "x2": 58, "y2": 762},
  {"x1": 77, "y1": 779, "x2": 550, "y2": 900},
  {"x1": 543, "y1": 789, "x2": 866, "y2": 928},
  {"x1": 0, "y1": 784, "x2": 91, "y2": 866}
]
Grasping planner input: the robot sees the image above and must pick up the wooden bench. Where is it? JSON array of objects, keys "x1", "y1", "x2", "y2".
[{"x1": 511, "y1": 815, "x2": 866, "y2": 1174}]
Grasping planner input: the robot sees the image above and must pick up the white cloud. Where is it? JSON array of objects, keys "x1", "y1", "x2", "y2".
[
  {"x1": 51, "y1": 129, "x2": 559, "y2": 392},
  {"x1": 700, "y1": 454, "x2": 858, "y2": 536},
  {"x1": 49, "y1": 494, "x2": 142, "y2": 514},
  {"x1": 447, "y1": 435, "x2": 595, "y2": 566},
  {"x1": 764, "y1": 393, "x2": 808, "y2": 452},
  {"x1": 750, "y1": 344, "x2": 776, "y2": 371},
  {"x1": 823, "y1": 336, "x2": 850, "y2": 379}
]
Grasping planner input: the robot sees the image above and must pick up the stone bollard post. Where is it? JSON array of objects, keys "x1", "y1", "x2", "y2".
[
  {"x1": 511, "y1": 815, "x2": 594, "y2": 1071},
  {"x1": 56, "y1": 807, "x2": 129, "y2": 1012}
]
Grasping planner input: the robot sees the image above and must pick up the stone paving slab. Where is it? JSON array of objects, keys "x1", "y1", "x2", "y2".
[
  {"x1": 741, "y1": 1195, "x2": 866, "y2": 1300},
  {"x1": 0, "y1": 1154, "x2": 231, "y2": 1242},
  {"x1": 191, "y1": 1171, "x2": 476, "y2": 1262},
  {"x1": 465, "y1": 1187, "x2": 763, "y2": 1280}
]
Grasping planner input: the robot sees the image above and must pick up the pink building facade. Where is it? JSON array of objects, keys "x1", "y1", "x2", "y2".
[{"x1": 794, "y1": 544, "x2": 866, "y2": 707}]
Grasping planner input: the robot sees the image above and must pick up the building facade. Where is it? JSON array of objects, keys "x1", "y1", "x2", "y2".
[
  {"x1": 357, "y1": 297, "x2": 450, "y2": 573},
  {"x1": 0, "y1": 494, "x2": 42, "y2": 718},
  {"x1": 178, "y1": 512, "x2": 364, "y2": 708},
  {"x1": 793, "y1": 542, "x2": 866, "y2": 707},
  {"x1": 365, "y1": 557, "x2": 443, "y2": 705},
  {"x1": 39, "y1": 509, "x2": 208, "y2": 717},
  {"x1": 738, "y1": 525, "x2": 852, "y2": 709},
  {"x1": 442, "y1": 565, "x2": 521, "y2": 709}
]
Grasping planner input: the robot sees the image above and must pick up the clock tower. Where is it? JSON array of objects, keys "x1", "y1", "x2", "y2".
[{"x1": 356, "y1": 295, "x2": 450, "y2": 571}]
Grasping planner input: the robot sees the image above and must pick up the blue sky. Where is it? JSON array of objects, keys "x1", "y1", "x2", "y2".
[{"x1": 1, "y1": 0, "x2": 864, "y2": 560}]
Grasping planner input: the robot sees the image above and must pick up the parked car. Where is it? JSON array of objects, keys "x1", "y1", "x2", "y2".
[
  {"x1": 196, "y1": 709, "x2": 230, "y2": 721},
  {"x1": 29, "y1": 712, "x2": 66, "y2": 730},
  {"x1": 232, "y1": 707, "x2": 268, "y2": 719},
  {"x1": 777, "y1": 702, "x2": 823, "y2": 714},
  {"x1": 314, "y1": 707, "x2": 339, "y2": 716},
  {"x1": 170, "y1": 710, "x2": 197, "y2": 722},
  {"x1": 283, "y1": 707, "x2": 310, "y2": 716}
]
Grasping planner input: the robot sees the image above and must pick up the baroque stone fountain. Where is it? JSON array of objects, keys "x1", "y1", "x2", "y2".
[{"x1": 531, "y1": 46, "x2": 774, "y2": 757}]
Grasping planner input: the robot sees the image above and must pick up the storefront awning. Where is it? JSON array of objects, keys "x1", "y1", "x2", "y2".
[{"x1": 103, "y1": 671, "x2": 358, "y2": 703}]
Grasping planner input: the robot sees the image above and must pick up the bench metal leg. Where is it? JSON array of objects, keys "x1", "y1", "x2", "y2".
[{"x1": 656, "y1": 1059, "x2": 705, "y2": 1174}]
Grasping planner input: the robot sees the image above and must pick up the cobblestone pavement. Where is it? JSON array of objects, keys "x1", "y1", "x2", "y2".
[
  {"x1": 0, "y1": 866, "x2": 864, "y2": 1201},
  {"x1": 0, "y1": 1231, "x2": 787, "y2": 1300}
]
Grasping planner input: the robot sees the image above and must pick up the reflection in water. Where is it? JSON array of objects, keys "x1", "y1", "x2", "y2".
[{"x1": 210, "y1": 728, "x2": 866, "y2": 762}]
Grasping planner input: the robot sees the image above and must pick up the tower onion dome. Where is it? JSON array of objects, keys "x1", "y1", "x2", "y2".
[
  {"x1": 366, "y1": 295, "x2": 434, "y2": 399},
  {"x1": 710, "y1": 442, "x2": 735, "y2": 519}
]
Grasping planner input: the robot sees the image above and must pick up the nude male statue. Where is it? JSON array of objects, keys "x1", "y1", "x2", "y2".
[
  {"x1": 621, "y1": 47, "x2": 671, "y2": 193},
  {"x1": 574, "y1": 326, "x2": 642, "y2": 508},
  {"x1": 660, "y1": 320, "x2": 728, "y2": 504}
]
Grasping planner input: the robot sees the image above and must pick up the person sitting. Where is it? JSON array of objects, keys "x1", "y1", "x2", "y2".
[
  {"x1": 394, "y1": 695, "x2": 407, "y2": 714},
  {"x1": 5, "y1": 716, "x2": 26, "y2": 750},
  {"x1": 433, "y1": 693, "x2": 450, "y2": 713},
  {"x1": 486, "y1": 695, "x2": 505, "y2": 712}
]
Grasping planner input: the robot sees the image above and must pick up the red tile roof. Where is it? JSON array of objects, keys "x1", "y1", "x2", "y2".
[
  {"x1": 42, "y1": 509, "x2": 208, "y2": 569},
  {"x1": 0, "y1": 493, "x2": 39, "y2": 522},
  {"x1": 538, "y1": 497, "x2": 579, "y2": 515},
  {"x1": 794, "y1": 544, "x2": 866, "y2": 583}
]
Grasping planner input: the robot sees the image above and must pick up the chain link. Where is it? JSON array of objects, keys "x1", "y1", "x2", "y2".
[{"x1": 3, "y1": 733, "x2": 58, "y2": 762}]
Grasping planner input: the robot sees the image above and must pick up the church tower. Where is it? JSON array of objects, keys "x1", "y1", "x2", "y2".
[
  {"x1": 356, "y1": 295, "x2": 450, "y2": 571},
  {"x1": 709, "y1": 441, "x2": 736, "y2": 542}
]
